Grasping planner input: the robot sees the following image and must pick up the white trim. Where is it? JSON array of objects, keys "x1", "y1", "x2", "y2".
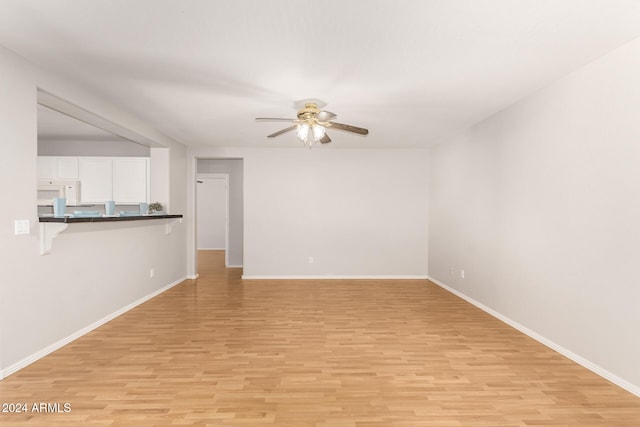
[
  {"x1": 0, "y1": 276, "x2": 186, "y2": 380},
  {"x1": 197, "y1": 247, "x2": 226, "y2": 250},
  {"x1": 242, "y1": 275, "x2": 429, "y2": 280},
  {"x1": 187, "y1": 155, "x2": 198, "y2": 278},
  {"x1": 187, "y1": 274, "x2": 199, "y2": 279},
  {"x1": 427, "y1": 276, "x2": 640, "y2": 398},
  {"x1": 227, "y1": 265, "x2": 243, "y2": 268}
]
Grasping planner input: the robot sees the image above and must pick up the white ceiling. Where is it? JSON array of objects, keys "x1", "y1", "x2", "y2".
[{"x1": 2, "y1": 0, "x2": 640, "y2": 149}]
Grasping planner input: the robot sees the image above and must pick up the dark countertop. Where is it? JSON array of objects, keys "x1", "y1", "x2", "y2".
[{"x1": 39, "y1": 214, "x2": 183, "y2": 223}]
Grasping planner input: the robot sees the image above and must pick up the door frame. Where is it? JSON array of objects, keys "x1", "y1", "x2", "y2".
[{"x1": 196, "y1": 173, "x2": 230, "y2": 267}]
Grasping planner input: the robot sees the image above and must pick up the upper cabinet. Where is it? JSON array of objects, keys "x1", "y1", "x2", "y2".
[
  {"x1": 78, "y1": 157, "x2": 113, "y2": 203},
  {"x1": 39, "y1": 156, "x2": 149, "y2": 204},
  {"x1": 113, "y1": 158, "x2": 149, "y2": 204},
  {"x1": 37, "y1": 156, "x2": 79, "y2": 180}
]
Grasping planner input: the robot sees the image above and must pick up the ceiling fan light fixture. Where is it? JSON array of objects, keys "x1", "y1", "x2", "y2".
[
  {"x1": 312, "y1": 123, "x2": 325, "y2": 141},
  {"x1": 296, "y1": 123, "x2": 309, "y2": 141},
  {"x1": 296, "y1": 122, "x2": 325, "y2": 148},
  {"x1": 257, "y1": 101, "x2": 368, "y2": 147}
]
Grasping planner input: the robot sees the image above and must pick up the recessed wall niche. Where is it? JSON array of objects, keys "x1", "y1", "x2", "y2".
[{"x1": 36, "y1": 90, "x2": 171, "y2": 215}]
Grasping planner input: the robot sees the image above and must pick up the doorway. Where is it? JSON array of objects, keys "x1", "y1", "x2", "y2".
[
  {"x1": 196, "y1": 174, "x2": 229, "y2": 266},
  {"x1": 191, "y1": 158, "x2": 244, "y2": 277}
]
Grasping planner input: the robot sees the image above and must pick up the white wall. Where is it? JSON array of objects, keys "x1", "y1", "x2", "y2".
[
  {"x1": 188, "y1": 147, "x2": 429, "y2": 278},
  {"x1": 0, "y1": 45, "x2": 187, "y2": 377},
  {"x1": 197, "y1": 159, "x2": 244, "y2": 267},
  {"x1": 429, "y1": 37, "x2": 640, "y2": 393}
]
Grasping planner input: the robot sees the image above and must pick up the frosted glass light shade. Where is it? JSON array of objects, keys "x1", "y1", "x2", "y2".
[
  {"x1": 296, "y1": 123, "x2": 309, "y2": 141},
  {"x1": 312, "y1": 124, "x2": 325, "y2": 141}
]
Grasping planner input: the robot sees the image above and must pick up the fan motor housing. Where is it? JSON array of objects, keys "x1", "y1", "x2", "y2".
[{"x1": 297, "y1": 103, "x2": 320, "y2": 120}]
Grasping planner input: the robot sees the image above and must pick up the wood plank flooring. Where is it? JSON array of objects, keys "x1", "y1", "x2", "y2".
[{"x1": 1, "y1": 250, "x2": 639, "y2": 426}]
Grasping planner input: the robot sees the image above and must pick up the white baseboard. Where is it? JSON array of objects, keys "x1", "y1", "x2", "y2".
[
  {"x1": 197, "y1": 247, "x2": 225, "y2": 250},
  {"x1": 227, "y1": 265, "x2": 243, "y2": 268},
  {"x1": 242, "y1": 275, "x2": 429, "y2": 280},
  {"x1": 0, "y1": 276, "x2": 187, "y2": 380},
  {"x1": 428, "y1": 276, "x2": 640, "y2": 398},
  {"x1": 187, "y1": 273, "x2": 199, "y2": 279}
]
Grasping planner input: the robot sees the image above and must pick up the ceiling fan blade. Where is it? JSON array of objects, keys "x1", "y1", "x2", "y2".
[
  {"x1": 319, "y1": 133, "x2": 331, "y2": 144},
  {"x1": 317, "y1": 110, "x2": 337, "y2": 121},
  {"x1": 267, "y1": 125, "x2": 297, "y2": 138},
  {"x1": 328, "y1": 122, "x2": 368, "y2": 136},
  {"x1": 256, "y1": 117, "x2": 296, "y2": 122}
]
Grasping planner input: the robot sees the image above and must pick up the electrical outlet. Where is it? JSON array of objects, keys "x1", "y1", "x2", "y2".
[
  {"x1": 149, "y1": 268, "x2": 155, "y2": 278},
  {"x1": 460, "y1": 269, "x2": 465, "y2": 279},
  {"x1": 14, "y1": 219, "x2": 30, "y2": 235},
  {"x1": 308, "y1": 257, "x2": 314, "y2": 264}
]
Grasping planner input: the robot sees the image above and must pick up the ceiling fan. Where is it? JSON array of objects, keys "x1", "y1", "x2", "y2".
[{"x1": 256, "y1": 102, "x2": 368, "y2": 147}]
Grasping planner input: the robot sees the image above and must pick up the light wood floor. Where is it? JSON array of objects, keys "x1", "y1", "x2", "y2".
[{"x1": 1, "y1": 250, "x2": 639, "y2": 426}]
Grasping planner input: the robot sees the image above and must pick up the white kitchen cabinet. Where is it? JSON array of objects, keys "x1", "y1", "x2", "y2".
[
  {"x1": 42, "y1": 156, "x2": 149, "y2": 204},
  {"x1": 113, "y1": 157, "x2": 149, "y2": 203},
  {"x1": 37, "y1": 156, "x2": 79, "y2": 180},
  {"x1": 57, "y1": 157, "x2": 79, "y2": 179},
  {"x1": 37, "y1": 157, "x2": 56, "y2": 179},
  {"x1": 78, "y1": 158, "x2": 113, "y2": 203}
]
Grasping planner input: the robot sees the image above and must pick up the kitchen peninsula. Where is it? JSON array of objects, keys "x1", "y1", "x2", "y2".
[
  {"x1": 38, "y1": 214, "x2": 183, "y2": 255},
  {"x1": 39, "y1": 213, "x2": 182, "y2": 223}
]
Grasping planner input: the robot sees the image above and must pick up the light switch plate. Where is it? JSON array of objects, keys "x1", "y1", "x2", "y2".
[{"x1": 15, "y1": 219, "x2": 30, "y2": 235}]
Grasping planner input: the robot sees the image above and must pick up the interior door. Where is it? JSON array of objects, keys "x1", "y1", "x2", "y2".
[{"x1": 196, "y1": 177, "x2": 228, "y2": 251}]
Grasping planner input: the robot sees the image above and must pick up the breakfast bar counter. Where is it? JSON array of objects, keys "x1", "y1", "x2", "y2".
[
  {"x1": 39, "y1": 214, "x2": 183, "y2": 223},
  {"x1": 38, "y1": 214, "x2": 183, "y2": 255}
]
